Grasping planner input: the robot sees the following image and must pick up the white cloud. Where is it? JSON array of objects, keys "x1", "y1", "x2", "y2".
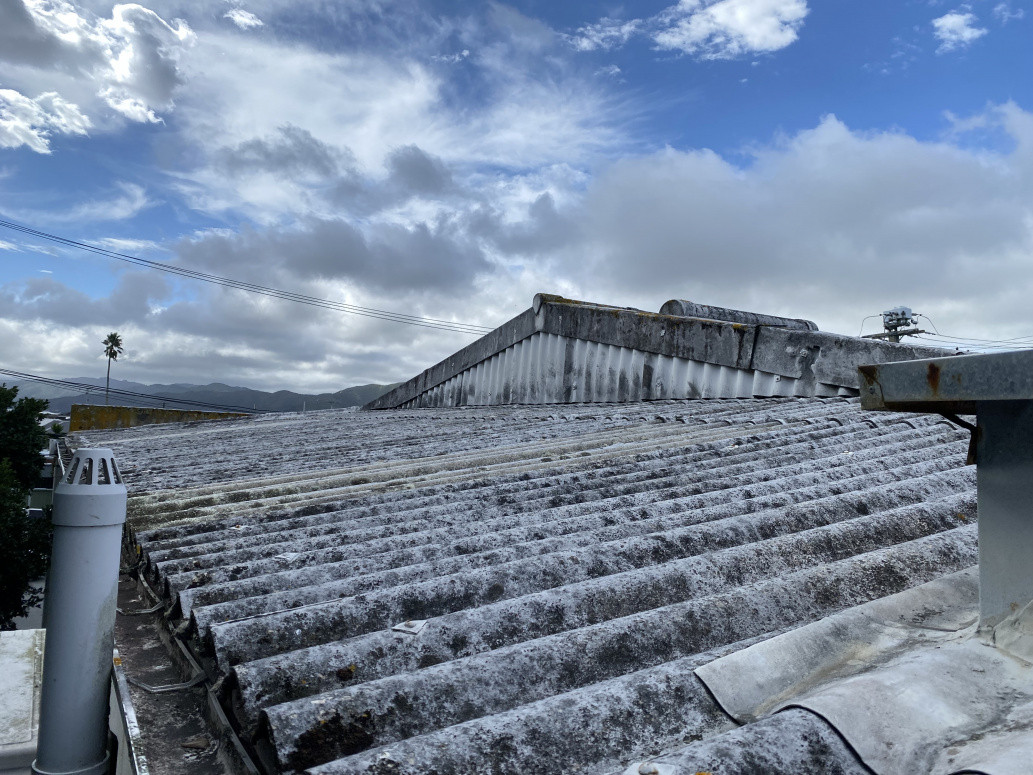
[
  {"x1": 166, "y1": 18, "x2": 619, "y2": 227},
  {"x1": 4, "y1": 105, "x2": 1031, "y2": 391},
  {"x1": 654, "y1": 0, "x2": 809, "y2": 58},
  {"x1": 0, "y1": 88, "x2": 91, "y2": 152},
  {"x1": 932, "y1": 11, "x2": 988, "y2": 53},
  {"x1": 224, "y1": 8, "x2": 263, "y2": 30},
  {"x1": 7, "y1": 181, "x2": 153, "y2": 223},
  {"x1": 433, "y1": 49, "x2": 470, "y2": 64},
  {"x1": 575, "y1": 104, "x2": 1033, "y2": 339},
  {"x1": 0, "y1": 0, "x2": 194, "y2": 142},
  {"x1": 94, "y1": 236, "x2": 162, "y2": 252},
  {"x1": 993, "y1": 3, "x2": 1024, "y2": 24},
  {"x1": 566, "y1": 18, "x2": 641, "y2": 52},
  {"x1": 565, "y1": 0, "x2": 809, "y2": 60}
]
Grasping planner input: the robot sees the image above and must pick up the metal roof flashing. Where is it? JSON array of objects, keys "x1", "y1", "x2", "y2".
[
  {"x1": 859, "y1": 349, "x2": 1033, "y2": 415},
  {"x1": 689, "y1": 569, "x2": 1033, "y2": 775}
]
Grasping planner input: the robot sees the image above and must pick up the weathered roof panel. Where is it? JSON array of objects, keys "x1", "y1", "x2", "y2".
[{"x1": 83, "y1": 396, "x2": 978, "y2": 774}]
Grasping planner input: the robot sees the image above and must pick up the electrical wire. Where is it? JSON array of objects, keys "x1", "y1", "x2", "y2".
[
  {"x1": 861, "y1": 311, "x2": 1033, "y2": 350},
  {"x1": 857, "y1": 314, "x2": 880, "y2": 337},
  {"x1": 913, "y1": 334, "x2": 1033, "y2": 352},
  {"x1": 917, "y1": 314, "x2": 940, "y2": 335},
  {"x1": 0, "y1": 219, "x2": 494, "y2": 336},
  {"x1": 0, "y1": 368, "x2": 273, "y2": 413},
  {"x1": 915, "y1": 314, "x2": 1033, "y2": 346}
]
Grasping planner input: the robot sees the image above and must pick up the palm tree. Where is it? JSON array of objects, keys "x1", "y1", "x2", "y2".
[{"x1": 102, "y1": 332, "x2": 124, "y2": 405}]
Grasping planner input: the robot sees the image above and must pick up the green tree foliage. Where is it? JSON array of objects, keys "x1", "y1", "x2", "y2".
[
  {"x1": 1, "y1": 384, "x2": 49, "y2": 488},
  {"x1": 0, "y1": 384, "x2": 52, "y2": 629},
  {"x1": 103, "y1": 332, "x2": 124, "y2": 405}
]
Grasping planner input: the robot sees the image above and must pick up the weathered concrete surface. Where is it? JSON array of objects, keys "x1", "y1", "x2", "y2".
[
  {"x1": 70, "y1": 404, "x2": 250, "y2": 432},
  {"x1": 0, "y1": 629, "x2": 44, "y2": 772},
  {"x1": 366, "y1": 294, "x2": 948, "y2": 409},
  {"x1": 660, "y1": 298, "x2": 819, "y2": 331},
  {"x1": 752, "y1": 326, "x2": 946, "y2": 391}
]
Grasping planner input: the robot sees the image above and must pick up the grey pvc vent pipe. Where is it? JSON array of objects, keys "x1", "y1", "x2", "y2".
[{"x1": 32, "y1": 448, "x2": 127, "y2": 775}]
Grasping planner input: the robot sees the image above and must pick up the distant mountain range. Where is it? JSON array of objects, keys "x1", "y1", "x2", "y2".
[{"x1": 4, "y1": 377, "x2": 399, "y2": 415}]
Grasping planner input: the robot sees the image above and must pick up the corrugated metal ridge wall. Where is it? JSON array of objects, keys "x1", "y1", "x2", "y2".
[
  {"x1": 366, "y1": 294, "x2": 948, "y2": 409},
  {"x1": 399, "y1": 331, "x2": 854, "y2": 408}
]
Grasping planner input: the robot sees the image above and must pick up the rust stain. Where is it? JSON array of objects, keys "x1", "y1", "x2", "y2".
[
  {"x1": 857, "y1": 364, "x2": 878, "y2": 382},
  {"x1": 926, "y1": 362, "x2": 941, "y2": 395}
]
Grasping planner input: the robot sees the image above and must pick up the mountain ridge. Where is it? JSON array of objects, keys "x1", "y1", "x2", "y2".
[{"x1": 2, "y1": 377, "x2": 399, "y2": 414}]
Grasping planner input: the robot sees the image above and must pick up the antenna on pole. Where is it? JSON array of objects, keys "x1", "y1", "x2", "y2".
[{"x1": 862, "y1": 306, "x2": 927, "y2": 343}]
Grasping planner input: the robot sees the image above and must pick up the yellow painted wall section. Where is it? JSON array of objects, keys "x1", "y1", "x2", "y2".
[{"x1": 70, "y1": 404, "x2": 250, "y2": 431}]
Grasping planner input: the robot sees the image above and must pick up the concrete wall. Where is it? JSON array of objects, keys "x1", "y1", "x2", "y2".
[{"x1": 70, "y1": 405, "x2": 250, "y2": 432}]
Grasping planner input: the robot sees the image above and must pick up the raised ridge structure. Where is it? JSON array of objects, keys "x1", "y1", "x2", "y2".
[{"x1": 366, "y1": 294, "x2": 947, "y2": 409}]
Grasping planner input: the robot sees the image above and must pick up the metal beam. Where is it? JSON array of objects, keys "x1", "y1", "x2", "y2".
[{"x1": 858, "y1": 349, "x2": 1033, "y2": 628}]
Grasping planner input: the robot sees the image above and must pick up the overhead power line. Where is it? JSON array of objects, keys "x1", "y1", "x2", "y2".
[
  {"x1": 916, "y1": 315, "x2": 1033, "y2": 345},
  {"x1": 0, "y1": 368, "x2": 272, "y2": 414},
  {"x1": 913, "y1": 334, "x2": 1033, "y2": 352},
  {"x1": 0, "y1": 218, "x2": 494, "y2": 336}
]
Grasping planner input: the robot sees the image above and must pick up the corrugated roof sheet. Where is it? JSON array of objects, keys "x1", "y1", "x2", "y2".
[{"x1": 85, "y1": 397, "x2": 978, "y2": 774}]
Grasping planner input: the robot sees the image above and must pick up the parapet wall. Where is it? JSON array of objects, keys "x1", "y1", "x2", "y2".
[{"x1": 70, "y1": 404, "x2": 250, "y2": 431}]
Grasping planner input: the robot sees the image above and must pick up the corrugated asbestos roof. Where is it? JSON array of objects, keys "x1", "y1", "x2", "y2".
[{"x1": 83, "y1": 396, "x2": 978, "y2": 774}]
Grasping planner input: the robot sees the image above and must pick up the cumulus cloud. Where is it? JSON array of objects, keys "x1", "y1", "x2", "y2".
[
  {"x1": 654, "y1": 0, "x2": 809, "y2": 58},
  {"x1": 0, "y1": 0, "x2": 193, "y2": 147},
  {"x1": 224, "y1": 8, "x2": 263, "y2": 30},
  {"x1": 214, "y1": 124, "x2": 344, "y2": 179},
  {"x1": 176, "y1": 214, "x2": 493, "y2": 294},
  {"x1": 1, "y1": 3, "x2": 1027, "y2": 393},
  {"x1": 166, "y1": 16, "x2": 618, "y2": 224},
  {"x1": 0, "y1": 89, "x2": 91, "y2": 152},
  {"x1": 0, "y1": 270, "x2": 171, "y2": 329},
  {"x1": 575, "y1": 104, "x2": 1033, "y2": 336},
  {"x1": 563, "y1": 0, "x2": 809, "y2": 60},
  {"x1": 932, "y1": 11, "x2": 988, "y2": 53}
]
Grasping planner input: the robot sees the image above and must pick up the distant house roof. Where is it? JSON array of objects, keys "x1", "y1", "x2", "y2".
[{"x1": 366, "y1": 294, "x2": 947, "y2": 409}]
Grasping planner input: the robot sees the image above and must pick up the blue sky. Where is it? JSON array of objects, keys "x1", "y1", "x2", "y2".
[{"x1": 1, "y1": 0, "x2": 1031, "y2": 392}]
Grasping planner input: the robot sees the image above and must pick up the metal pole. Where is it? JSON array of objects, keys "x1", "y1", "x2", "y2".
[
  {"x1": 976, "y1": 401, "x2": 1033, "y2": 628},
  {"x1": 32, "y1": 448, "x2": 127, "y2": 775}
]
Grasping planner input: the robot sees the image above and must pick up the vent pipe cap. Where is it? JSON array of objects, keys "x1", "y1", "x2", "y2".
[{"x1": 52, "y1": 448, "x2": 127, "y2": 527}]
